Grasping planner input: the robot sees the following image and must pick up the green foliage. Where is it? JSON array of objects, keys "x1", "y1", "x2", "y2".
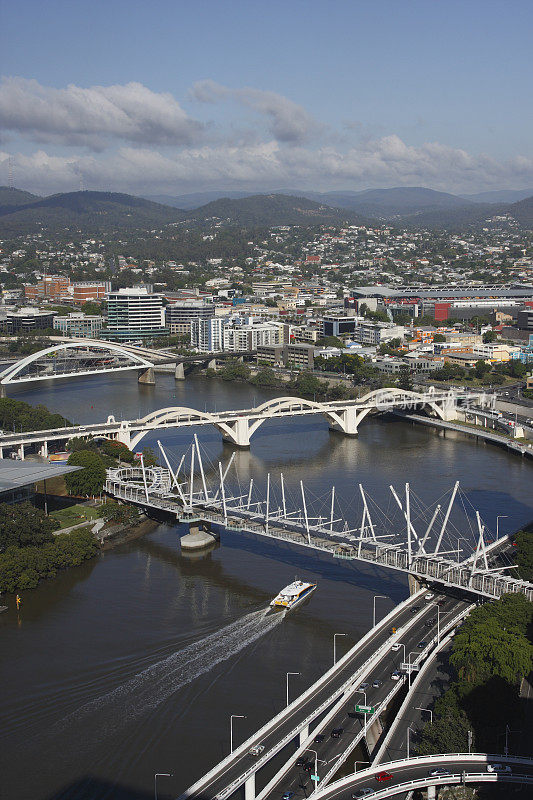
[
  {"x1": 81, "y1": 300, "x2": 105, "y2": 315},
  {"x1": 102, "y1": 501, "x2": 140, "y2": 526},
  {"x1": 450, "y1": 595, "x2": 533, "y2": 685},
  {"x1": 433, "y1": 333, "x2": 447, "y2": 343},
  {"x1": 219, "y1": 359, "x2": 251, "y2": 381},
  {"x1": 316, "y1": 335, "x2": 344, "y2": 348},
  {"x1": 65, "y1": 450, "x2": 107, "y2": 497},
  {"x1": 100, "y1": 439, "x2": 135, "y2": 463},
  {"x1": 474, "y1": 359, "x2": 491, "y2": 379},
  {"x1": 67, "y1": 436, "x2": 99, "y2": 453},
  {"x1": 417, "y1": 688, "x2": 473, "y2": 755},
  {"x1": 0, "y1": 397, "x2": 71, "y2": 432},
  {"x1": 0, "y1": 528, "x2": 99, "y2": 593},
  {"x1": 141, "y1": 447, "x2": 158, "y2": 467},
  {"x1": 250, "y1": 367, "x2": 280, "y2": 387},
  {"x1": 397, "y1": 365, "x2": 413, "y2": 390},
  {"x1": 482, "y1": 330, "x2": 496, "y2": 343},
  {"x1": 0, "y1": 502, "x2": 56, "y2": 550},
  {"x1": 515, "y1": 530, "x2": 533, "y2": 582}
]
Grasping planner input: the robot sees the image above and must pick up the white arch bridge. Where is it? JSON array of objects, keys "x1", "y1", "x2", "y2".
[{"x1": 0, "y1": 387, "x2": 493, "y2": 458}]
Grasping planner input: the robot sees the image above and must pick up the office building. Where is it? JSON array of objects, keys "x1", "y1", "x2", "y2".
[
  {"x1": 105, "y1": 288, "x2": 165, "y2": 341},
  {"x1": 53, "y1": 313, "x2": 104, "y2": 338},
  {"x1": 165, "y1": 301, "x2": 215, "y2": 335}
]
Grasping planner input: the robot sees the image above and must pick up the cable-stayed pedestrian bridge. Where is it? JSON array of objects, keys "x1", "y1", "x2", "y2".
[
  {"x1": 0, "y1": 387, "x2": 492, "y2": 458},
  {"x1": 104, "y1": 436, "x2": 532, "y2": 602}
]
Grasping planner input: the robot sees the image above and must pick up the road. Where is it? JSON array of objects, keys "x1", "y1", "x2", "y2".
[
  {"x1": 181, "y1": 592, "x2": 454, "y2": 800},
  {"x1": 310, "y1": 755, "x2": 533, "y2": 800},
  {"x1": 259, "y1": 594, "x2": 471, "y2": 800}
]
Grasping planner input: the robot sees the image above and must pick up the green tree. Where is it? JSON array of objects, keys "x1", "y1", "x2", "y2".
[
  {"x1": 219, "y1": 360, "x2": 251, "y2": 381},
  {"x1": 0, "y1": 502, "x2": 56, "y2": 550},
  {"x1": 417, "y1": 689, "x2": 473, "y2": 755},
  {"x1": 433, "y1": 333, "x2": 447, "y2": 343},
  {"x1": 397, "y1": 365, "x2": 413, "y2": 391},
  {"x1": 514, "y1": 530, "x2": 533, "y2": 582},
  {"x1": 65, "y1": 450, "x2": 107, "y2": 497},
  {"x1": 250, "y1": 367, "x2": 280, "y2": 387},
  {"x1": 474, "y1": 359, "x2": 491, "y2": 379},
  {"x1": 141, "y1": 447, "x2": 158, "y2": 467},
  {"x1": 482, "y1": 330, "x2": 496, "y2": 343}
]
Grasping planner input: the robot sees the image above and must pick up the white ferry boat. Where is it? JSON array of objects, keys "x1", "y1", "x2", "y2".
[{"x1": 270, "y1": 580, "x2": 317, "y2": 611}]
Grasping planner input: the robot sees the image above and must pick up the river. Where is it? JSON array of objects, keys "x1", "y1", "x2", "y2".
[{"x1": 0, "y1": 372, "x2": 532, "y2": 799}]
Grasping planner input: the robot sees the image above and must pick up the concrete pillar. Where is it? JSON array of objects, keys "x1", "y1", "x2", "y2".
[
  {"x1": 0, "y1": 384, "x2": 6, "y2": 398},
  {"x1": 175, "y1": 362, "x2": 185, "y2": 380},
  {"x1": 0, "y1": 447, "x2": 3, "y2": 459},
  {"x1": 299, "y1": 724, "x2": 309, "y2": 746},
  {"x1": 39, "y1": 441, "x2": 48, "y2": 458},
  {"x1": 408, "y1": 574, "x2": 421, "y2": 596},
  {"x1": 222, "y1": 417, "x2": 251, "y2": 448},
  {"x1": 427, "y1": 785, "x2": 436, "y2": 800},
  {"x1": 116, "y1": 428, "x2": 132, "y2": 448},
  {"x1": 365, "y1": 716, "x2": 384, "y2": 754},
  {"x1": 18, "y1": 444, "x2": 25, "y2": 461},
  {"x1": 244, "y1": 773, "x2": 256, "y2": 800},
  {"x1": 138, "y1": 367, "x2": 155, "y2": 385},
  {"x1": 207, "y1": 359, "x2": 216, "y2": 370},
  {"x1": 329, "y1": 406, "x2": 359, "y2": 436}
]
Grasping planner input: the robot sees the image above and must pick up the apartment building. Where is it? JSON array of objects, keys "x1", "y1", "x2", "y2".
[
  {"x1": 105, "y1": 287, "x2": 165, "y2": 341},
  {"x1": 165, "y1": 301, "x2": 215, "y2": 335},
  {"x1": 53, "y1": 313, "x2": 104, "y2": 338}
]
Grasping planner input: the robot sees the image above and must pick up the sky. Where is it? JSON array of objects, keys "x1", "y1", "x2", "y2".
[{"x1": 1, "y1": 0, "x2": 532, "y2": 197}]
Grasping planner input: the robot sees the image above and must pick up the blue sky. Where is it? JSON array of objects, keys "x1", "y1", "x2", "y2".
[{"x1": 1, "y1": 0, "x2": 532, "y2": 195}]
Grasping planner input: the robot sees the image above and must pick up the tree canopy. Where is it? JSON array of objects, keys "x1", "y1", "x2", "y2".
[
  {"x1": 65, "y1": 449, "x2": 107, "y2": 497},
  {"x1": 0, "y1": 502, "x2": 56, "y2": 551}
]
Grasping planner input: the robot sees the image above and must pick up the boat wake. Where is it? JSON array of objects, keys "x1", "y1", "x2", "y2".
[{"x1": 58, "y1": 606, "x2": 283, "y2": 738}]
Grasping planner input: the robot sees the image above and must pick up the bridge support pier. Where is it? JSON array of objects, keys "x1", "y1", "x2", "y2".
[
  {"x1": 427, "y1": 785, "x2": 436, "y2": 800},
  {"x1": 39, "y1": 441, "x2": 48, "y2": 459},
  {"x1": 0, "y1": 384, "x2": 5, "y2": 398},
  {"x1": 207, "y1": 358, "x2": 216, "y2": 370},
  {"x1": 329, "y1": 406, "x2": 359, "y2": 437},
  {"x1": 18, "y1": 444, "x2": 25, "y2": 461},
  {"x1": 408, "y1": 574, "x2": 422, "y2": 596},
  {"x1": 221, "y1": 417, "x2": 251, "y2": 448},
  {"x1": 245, "y1": 772, "x2": 256, "y2": 800},
  {"x1": 364, "y1": 716, "x2": 383, "y2": 754},
  {"x1": 138, "y1": 367, "x2": 155, "y2": 385},
  {"x1": 174, "y1": 363, "x2": 185, "y2": 380}
]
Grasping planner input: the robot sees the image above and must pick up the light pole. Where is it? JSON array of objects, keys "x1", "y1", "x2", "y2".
[
  {"x1": 304, "y1": 748, "x2": 319, "y2": 790},
  {"x1": 286, "y1": 672, "x2": 300, "y2": 707},
  {"x1": 230, "y1": 714, "x2": 246, "y2": 753},
  {"x1": 407, "y1": 725, "x2": 416, "y2": 759},
  {"x1": 333, "y1": 632, "x2": 346, "y2": 665},
  {"x1": 496, "y1": 515, "x2": 508, "y2": 539},
  {"x1": 416, "y1": 706, "x2": 433, "y2": 724},
  {"x1": 408, "y1": 652, "x2": 418, "y2": 689},
  {"x1": 154, "y1": 773, "x2": 172, "y2": 800},
  {"x1": 373, "y1": 594, "x2": 386, "y2": 627},
  {"x1": 353, "y1": 761, "x2": 370, "y2": 772}
]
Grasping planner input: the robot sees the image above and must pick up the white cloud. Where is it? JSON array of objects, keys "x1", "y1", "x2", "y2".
[
  {"x1": 192, "y1": 80, "x2": 319, "y2": 144},
  {"x1": 0, "y1": 77, "x2": 203, "y2": 148},
  {"x1": 4, "y1": 136, "x2": 533, "y2": 198}
]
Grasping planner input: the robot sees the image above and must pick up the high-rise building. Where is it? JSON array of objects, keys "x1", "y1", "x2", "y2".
[
  {"x1": 105, "y1": 288, "x2": 165, "y2": 341},
  {"x1": 165, "y1": 301, "x2": 215, "y2": 335}
]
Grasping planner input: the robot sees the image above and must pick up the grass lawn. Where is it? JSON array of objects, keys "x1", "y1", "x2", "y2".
[{"x1": 50, "y1": 504, "x2": 102, "y2": 529}]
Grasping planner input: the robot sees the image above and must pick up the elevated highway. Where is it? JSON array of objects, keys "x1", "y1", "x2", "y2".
[
  {"x1": 309, "y1": 754, "x2": 533, "y2": 799},
  {"x1": 179, "y1": 591, "x2": 457, "y2": 800}
]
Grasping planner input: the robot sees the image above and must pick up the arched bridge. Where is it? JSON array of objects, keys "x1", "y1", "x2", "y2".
[
  {"x1": 0, "y1": 340, "x2": 155, "y2": 386},
  {"x1": 0, "y1": 387, "x2": 493, "y2": 458}
]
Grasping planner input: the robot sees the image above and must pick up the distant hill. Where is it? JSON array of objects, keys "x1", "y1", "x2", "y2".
[
  {"x1": 0, "y1": 191, "x2": 186, "y2": 234},
  {"x1": 146, "y1": 191, "x2": 255, "y2": 209},
  {"x1": 185, "y1": 193, "x2": 364, "y2": 226},
  {"x1": 0, "y1": 186, "x2": 42, "y2": 211},
  {"x1": 460, "y1": 188, "x2": 533, "y2": 203},
  {"x1": 507, "y1": 196, "x2": 533, "y2": 228},
  {"x1": 311, "y1": 187, "x2": 478, "y2": 218}
]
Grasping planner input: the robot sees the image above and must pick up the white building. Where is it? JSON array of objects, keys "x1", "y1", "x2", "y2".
[
  {"x1": 53, "y1": 313, "x2": 104, "y2": 338},
  {"x1": 106, "y1": 287, "x2": 165, "y2": 341},
  {"x1": 191, "y1": 316, "x2": 280, "y2": 353}
]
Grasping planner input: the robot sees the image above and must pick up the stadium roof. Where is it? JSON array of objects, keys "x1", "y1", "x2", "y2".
[{"x1": 0, "y1": 459, "x2": 80, "y2": 492}]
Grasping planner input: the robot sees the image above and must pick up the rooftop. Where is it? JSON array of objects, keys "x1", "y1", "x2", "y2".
[{"x1": 0, "y1": 459, "x2": 81, "y2": 492}]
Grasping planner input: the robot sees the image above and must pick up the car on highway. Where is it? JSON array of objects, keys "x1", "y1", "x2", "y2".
[
  {"x1": 313, "y1": 734, "x2": 325, "y2": 743},
  {"x1": 391, "y1": 643, "x2": 402, "y2": 651},
  {"x1": 376, "y1": 771, "x2": 393, "y2": 782},
  {"x1": 249, "y1": 744, "x2": 265, "y2": 756},
  {"x1": 296, "y1": 757, "x2": 311, "y2": 767},
  {"x1": 351, "y1": 789, "x2": 373, "y2": 798},
  {"x1": 487, "y1": 763, "x2": 512, "y2": 773},
  {"x1": 331, "y1": 727, "x2": 344, "y2": 738},
  {"x1": 425, "y1": 618, "x2": 436, "y2": 627},
  {"x1": 372, "y1": 679, "x2": 382, "y2": 688},
  {"x1": 358, "y1": 682, "x2": 370, "y2": 690},
  {"x1": 282, "y1": 792, "x2": 295, "y2": 800},
  {"x1": 417, "y1": 640, "x2": 428, "y2": 648},
  {"x1": 390, "y1": 670, "x2": 401, "y2": 681},
  {"x1": 410, "y1": 605, "x2": 420, "y2": 613},
  {"x1": 428, "y1": 768, "x2": 451, "y2": 777},
  {"x1": 425, "y1": 592, "x2": 435, "y2": 600}
]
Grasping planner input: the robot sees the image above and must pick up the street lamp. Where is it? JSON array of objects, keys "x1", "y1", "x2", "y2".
[
  {"x1": 154, "y1": 773, "x2": 172, "y2": 800},
  {"x1": 373, "y1": 595, "x2": 386, "y2": 627},
  {"x1": 286, "y1": 672, "x2": 300, "y2": 707},
  {"x1": 333, "y1": 632, "x2": 346, "y2": 664},
  {"x1": 230, "y1": 714, "x2": 246, "y2": 753},
  {"x1": 408, "y1": 652, "x2": 418, "y2": 689},
  {"x1": 496, "y1": 515, "x2": 508, "y2": 539},
  {"x1": 416, "y1": 706, "x2": 433, "y2": 724},
  {"x1": 353, "y1": 761, "x2": 370, "y2": 772},
  {"x1": 406, "y1": 725, "x2": 416, "y2": 759}
]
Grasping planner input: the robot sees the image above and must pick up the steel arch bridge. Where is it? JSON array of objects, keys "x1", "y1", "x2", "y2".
[{"x1": 0, "y1": 341, "x2": 155, "y2": 385}]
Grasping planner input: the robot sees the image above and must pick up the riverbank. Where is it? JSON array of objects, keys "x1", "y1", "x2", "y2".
[{"x1": 98, "y1": 514, "x2": 161, "y2": 550}]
